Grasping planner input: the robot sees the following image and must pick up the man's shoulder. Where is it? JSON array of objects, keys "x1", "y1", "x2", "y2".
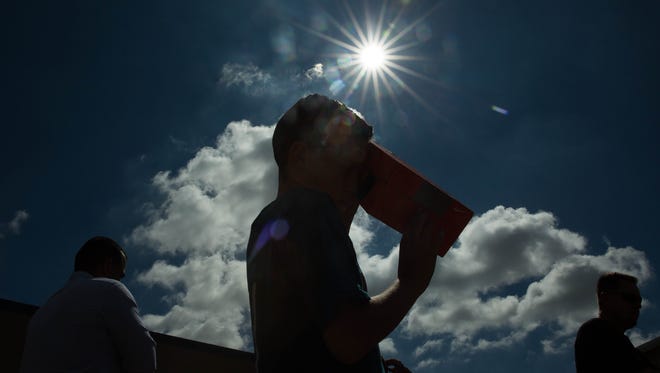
[
  {"x1": 578, "y1": 318, "x2": 605, "y2": 333},
  {"x1": 579, "y1": 318, "x2": 605, "y2": 329},
  {"x1": 65, "y1": 274, "x2": 137, "y2": 305},
  {"x1": 577, "y1": 318, "x2": 618, "y2": 343},
  {"x1": 93, "y1": 278, "x2": 137, "y2": 303},
  {"x1": 91, "y1": 277, "x2": 132, "y2": 292}
]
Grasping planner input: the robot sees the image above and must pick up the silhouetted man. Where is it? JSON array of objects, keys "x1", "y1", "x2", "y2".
[
  {"x1": 246, "y1": 94, "x2": 443, "y2": 371},
  {"x1": 574, "y1": 272, "x2": 659, "y2": 373},
  {"x1": 21, "y1": 236, "x2": 156, "y2": 373}
]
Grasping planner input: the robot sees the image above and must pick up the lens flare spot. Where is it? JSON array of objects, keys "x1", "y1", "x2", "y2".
[
  {"x1": 249, "y1": 218, "x2": 290, "y2": 263},
  {"x1": 271, "y1": 26, "x2": 296, "y2": 62},
  {"x1": 336, "y1": 56, "x2": 353, "y2": 69},
  {"x1": 329, "y1": 79, "x2": 346, "y2": 95},
  {"x1": 491, "y1": 105, "x2": 509, "y2": 115},
  {"x1": 311, "y1": 13, "x2": 328, "y2": 32},
  {"x1": 415, "y1": 23, "x2": 432, "y2": 42},
  {"x1": 269, "y1": 219, "x2": 290, "y2": 240}
]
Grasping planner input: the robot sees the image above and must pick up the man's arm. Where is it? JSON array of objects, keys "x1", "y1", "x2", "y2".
[
  {"x1": 103, "y1": 282, "x2": 157, "y2": 373},
  {"x1": 323, "y1": 212, "x2": 443, "y2": 364}
]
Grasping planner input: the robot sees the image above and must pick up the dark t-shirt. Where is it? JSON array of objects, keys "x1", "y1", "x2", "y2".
[
  {"x1": 246, "y1": 188, "x2": 384, "y2": 372},
  {"x1": 575, "y1": 318, "x2": 651, "y2": 373}
]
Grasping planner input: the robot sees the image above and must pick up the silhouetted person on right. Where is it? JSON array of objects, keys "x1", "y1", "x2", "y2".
[{"x1": 574, "y1": 272, "x2": 659, "y2": 373}]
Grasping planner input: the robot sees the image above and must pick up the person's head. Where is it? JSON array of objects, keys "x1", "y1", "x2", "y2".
[
  {"x1": 273, "y1": 94, "x2": 373, "y2": 223},
  {"x1": 74, "y1": 236, "x2": 127, "y2": 280},
  {"x1": 596, "y1": 272, "x2": 641, "y2": 331}
]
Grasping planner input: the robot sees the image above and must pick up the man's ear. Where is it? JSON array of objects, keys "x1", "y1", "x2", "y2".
[{"x1": 597, "y1": 292, "x2": 610, "y2": 309}]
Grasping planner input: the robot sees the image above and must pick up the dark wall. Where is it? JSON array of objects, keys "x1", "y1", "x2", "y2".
[{"x1": 0, "y1": 298, "x2": 255, "y2": 373}]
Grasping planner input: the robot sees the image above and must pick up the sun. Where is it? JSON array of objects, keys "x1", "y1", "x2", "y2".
[
  {"x1": 294, "y1": 1, "x2": 444, "y2": 114},
  {"x1": 359, "y1": 43, "x2": 387, "y2": 71}
]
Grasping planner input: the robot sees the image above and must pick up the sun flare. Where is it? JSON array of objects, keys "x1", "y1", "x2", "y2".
[
  {"x1": 295, "y1": 1, "x2": 444, "y2": 114},
  {"x1": 359, "y1": 43, "x2": 387, "y2": 71}
]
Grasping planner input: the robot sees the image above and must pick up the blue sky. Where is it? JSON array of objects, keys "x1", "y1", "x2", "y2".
[{"x1": 2, "y1": 0, "x2": 659, "y2": 371}]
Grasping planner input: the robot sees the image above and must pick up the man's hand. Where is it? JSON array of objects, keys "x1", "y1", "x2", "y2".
[
  {"x1": 323, "y1": 211, "x2": 444, "y2": 364},
  {"x1": 398, "y1": 211, "x2": 444, "y2": 298}
]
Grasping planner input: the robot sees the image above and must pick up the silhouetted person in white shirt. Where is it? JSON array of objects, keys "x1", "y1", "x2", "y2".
[{"x1": 21, "y1": 236, "x2": 156, "y2": 373}]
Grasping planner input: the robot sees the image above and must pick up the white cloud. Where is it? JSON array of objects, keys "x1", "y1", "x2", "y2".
[
  {"x1": 218, "y1": 62, "x2": 326, "y2": 97},
  {"x1": 305, "y1": 63, "x2": 324, "y2": 80},
  {"x1": 9, "y1": 210, "x2": 29, "y2": 233},
  {"x1": 1, "y1": 210, "x2": 30, "y2": 239},
  {"x1": 379, "y1": 337, "x2": 398, "y2": 356},
  {"x1": 129, "y1": 120, "x2": 655, "y2": 360},
  {"x1": 414, "y1": 339, "x2": 444, "y2": 357},
  {"x1": 628, "y1": 329, "x2": 660, "y2": 348},
  {"x1": 402, "y1": 206, "x2": 654, "y2": 354},
  {"x1": 130, "y1": 120, "x2": 276, "y2": 348},
  {"x1": 138, "y1": 254, "x2": 249, "y2": 349},
  {"x1": 415, "y1": 358, "x2": 441, "y2": 370},
  {"x1": 219, "y1": 63, "x2": 273, "y2": 96},
  {"x1": 130, "y1": 121, "x2": 276, "y2": 256}
]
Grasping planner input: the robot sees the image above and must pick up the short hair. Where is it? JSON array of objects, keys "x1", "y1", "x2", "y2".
[
  {"x1": 74, "y1": 236, "x2": 127, "y2": 273},
  {"x1": 597, "y1": 272, "x2": 638, "y2": 295},
  {"x1": 272, "y1": 94, "x2": 373, "y2": 173}
]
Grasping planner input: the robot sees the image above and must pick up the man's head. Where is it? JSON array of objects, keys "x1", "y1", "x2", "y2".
[
  {"x1": 596, "y1": 272, "x2": 642, "y2": 331},
  {"x1": 273, "y1": 94, "x2": 373, "y2": 175},
  {"x1": 273, "y1": 94, "x2": 374, "y2": 224},
  {"x1": 74, "y1": 236, "x2": 127, "y2": 281}
]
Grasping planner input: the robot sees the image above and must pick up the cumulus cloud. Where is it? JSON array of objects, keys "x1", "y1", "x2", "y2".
[
  {"x1": 130, "y1": 120, "x2": 655, "y2": 361},
  {"x1": 629, "y1": 329, "x2": 660, "y2": 348},
  {"x1": 130, "y1": 121, "x2": 276, "y2": 256},
  {"x1": 415, "y1": 358, "x2": 441, "y2": 370},
  {"x1": 129, "y1": 120, "x2": 276, "y2": 348},
  {"x1": 414, "y1": 339, "x2": 444, "y2": 358},
  {"x1": 379, "y1": 337, "x2": 398, "y2": 356},
  {"x1": 138, "y1": 254, "x2": 249, "y2": 348},
  {"x1": 402, "y1": 206, "x2": 654, "y2": 355}
]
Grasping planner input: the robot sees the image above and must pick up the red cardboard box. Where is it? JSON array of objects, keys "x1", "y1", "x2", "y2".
[{"x1": 359, "y1": 141, "x2": 473, "y2": 256}]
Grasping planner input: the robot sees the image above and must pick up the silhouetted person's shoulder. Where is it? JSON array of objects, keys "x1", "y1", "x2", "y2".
[{"x1": 575, "y1": 318, "x2": 646, "y2": 373}]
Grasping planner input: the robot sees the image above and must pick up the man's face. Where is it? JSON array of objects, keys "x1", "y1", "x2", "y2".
[
  {"x1": 601, "y1": 280, "x2": 642, "y2": 331},
  {"x1": 303, "y1": 112, "x2": 371, "y2": 214}
]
